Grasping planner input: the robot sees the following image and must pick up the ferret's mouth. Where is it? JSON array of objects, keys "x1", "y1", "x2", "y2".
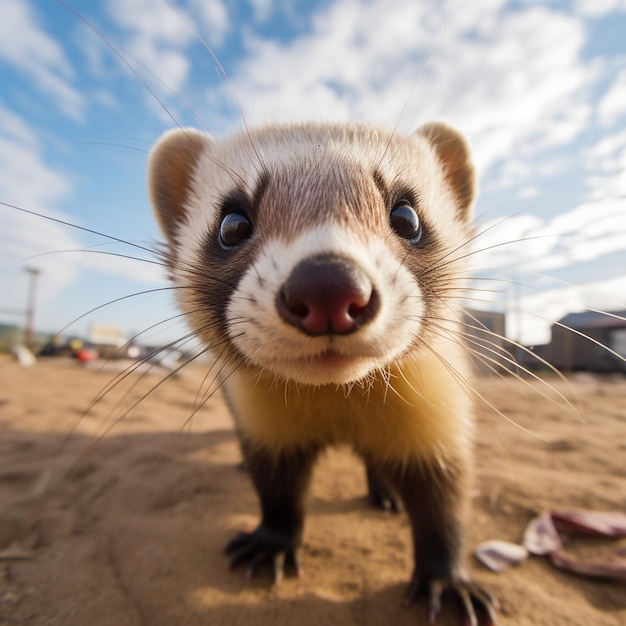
[
  {"x1": 264, "y1": 348, "x2": 385, "y2": 386},
  {"x1": 291, "y1": 349, "x2": 376, "y2": 377}
]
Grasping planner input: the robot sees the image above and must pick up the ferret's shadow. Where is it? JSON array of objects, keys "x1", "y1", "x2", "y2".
[
  {"x1": 0, "y1": 422, "x2": 452, "y2": 625},
  {"x1": 2, "y1": 414, "x2": 624, "y2": 625}
]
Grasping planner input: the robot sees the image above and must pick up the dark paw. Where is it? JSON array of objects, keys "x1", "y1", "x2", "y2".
[
  {"x1": 405, "y1": 572, "x2": 498, "y2": 626},
  {"x1": 224, "y1": 525, "x2": 302, "y2": 584}
]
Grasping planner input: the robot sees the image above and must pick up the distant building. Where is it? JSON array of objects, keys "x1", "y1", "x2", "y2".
[
  {"x1": 463, "y1": 309, "x2": 511, "y2": 376},
  {"x1": 0, "y1": 324, "x2": 22, "y2": 353},
  {"x1": 88, "y1": 324, "x2": 126, "y2": 358},
  {"x1": 549, "y1": 310, "x2": 626, "y2": 373}
]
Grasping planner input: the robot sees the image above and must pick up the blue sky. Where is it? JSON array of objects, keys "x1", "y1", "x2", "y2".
[{"x1": 1, "y1": 0, "x2": 626, "y2": 346}]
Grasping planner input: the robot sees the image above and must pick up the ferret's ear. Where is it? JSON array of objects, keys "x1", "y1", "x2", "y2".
[
  {"x1": 416, "y1": 121, "x2": 475, "y2": 222},
  {"x1": 148, "y1": 128, "x2": 210, "y2": 242}
]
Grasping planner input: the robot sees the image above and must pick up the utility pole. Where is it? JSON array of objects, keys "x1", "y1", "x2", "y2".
[{"x1": 24, "y1": 267, "x2": 41, "y2": 350}]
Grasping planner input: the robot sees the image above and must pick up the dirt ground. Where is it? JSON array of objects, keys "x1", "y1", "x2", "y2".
[{"x1": 0, "y1": 356, "x2": 624, "y2": 625}]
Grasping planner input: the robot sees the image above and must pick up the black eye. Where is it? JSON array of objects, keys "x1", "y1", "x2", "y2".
[
  {"x1": 390, "y1": 202, "x2": 422, "y2": 242},
  {"x1": 219, "y1": 213, "x2": 253, "y2": 248}
]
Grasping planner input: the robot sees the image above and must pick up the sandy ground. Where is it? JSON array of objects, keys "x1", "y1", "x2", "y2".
[{"x1": 0, "y1": 355, "x2": 624, "y2": 626}]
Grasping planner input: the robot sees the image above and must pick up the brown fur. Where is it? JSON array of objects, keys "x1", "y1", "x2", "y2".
[
  {"x1": 148, "y1": 128, "x2": 208, "y2": 245},
  {"x1": 148, "y1": 121, "x2": 496, "y2": 625}
]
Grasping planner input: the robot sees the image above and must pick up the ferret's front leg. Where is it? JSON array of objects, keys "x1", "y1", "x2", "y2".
[
  {"x1": 383, "y1": 458, "x2": 498, "y2": 626},
  {"x1": 225, "y1": 442, "x2": 320, "y2": 583}
]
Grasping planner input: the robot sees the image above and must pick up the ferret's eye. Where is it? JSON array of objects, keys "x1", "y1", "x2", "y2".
[
  {"x1": 390, "y1": 203, "x2": 422, "y2": 242},
  {"x1": 219, "y1": 213, "x2": 253, "y2": 248}
]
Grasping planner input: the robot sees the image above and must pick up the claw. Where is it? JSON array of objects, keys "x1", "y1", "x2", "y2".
[
  {"x1": 457, "y1": 586, "x2": 477, "y2": 626},
  {"x1": 406, "y1": 574, "x2": 497, "y2": 626},
  {"x1": 428, "y1": 579, "x2": 444, "y2": 623},
  {"x1": 228, "y1": 543, "x2": 258, "y2": 570},
  {"x1": 224, "y1": 526, "x2": 301, "y2": 583},
  {"x1": 245, "y1": 550, "x2": 272, "y2": 579},
  {"x1": 293, "y1": 550, "x2": 304, "y2": 577},
  {"x1": 273, "y1": 552, "x2": 285, "y2": 585}
]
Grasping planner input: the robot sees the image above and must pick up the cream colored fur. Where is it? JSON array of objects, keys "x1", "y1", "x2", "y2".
[{"x1": 148, "y1": 121, "x2": 475, "y2": 467}]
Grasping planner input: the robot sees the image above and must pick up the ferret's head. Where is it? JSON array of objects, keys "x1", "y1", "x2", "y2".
[{"x1": 149, "y1": 122, "x2": 475, "y2": 386}]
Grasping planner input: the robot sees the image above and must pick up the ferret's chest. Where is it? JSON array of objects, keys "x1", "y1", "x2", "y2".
[{"x1": 222, "y1": 348, "x2": 473, "y2": 465}]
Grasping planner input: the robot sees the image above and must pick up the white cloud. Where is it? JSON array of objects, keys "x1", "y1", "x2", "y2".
[
  {"x1": 1, "y1": 199, "x2": 166, "y2": 337},
  {"x1": 227, "y1": 0, "x2": 596, "y2": 180},
  {"x1": 467, "y1": 98, "x2": 626, "y2": 345},
  {"x1": 104, "y1": 0, "x2": 230, "y2": 109},
  {"x1": 182, "y1": 0, "x2": 626, "y2": 347},
  {"x1": 510, "y1": 274, "x2": 626, "y2": 345},
  {"x1": 0, "y1": 0, "x2": 85, "y2": 120},
  {"x1": 471, "y1": 195, "x2": 626, "y2": 278},
  {"x1": 0, "y1": 99, "x2": 78, "y2": 320},
  {"x1": 232, "y1": 0, "x2": 437, "y2": 126},
  {"x1": 75, "y1": 20, "x2": 110, "y2": 79},
  {"x1": 107, "y1": 0, "x2": 194, "y2": 92},
  {"x1": 468, "y1": 235, "x2": 626, "y2": 345},
  {"x1": 598, "y1": 68, "x2": 626, "y2": 126},
  {"x1": 584, "y1": 129, "x2": 626, "y2": 200},
  {"x1": 189, "y1": 0, "x2": 230, "y2": 46},
  {"x1": 588, "y1": 170, "x2": 626, "y2": 200},
  {"x1": 518, "y1": 186, "x2": 541, "y2": 199},
  {"x1": 5, "y1": 0, "x2": 624, "y2": 346},
  {"x1": 575, "y1": 0, "x2": 626, "y2": 17},
  {"x1": 470, "y1": 213, "x2": 557, "y2": 274},
  {"x1": 586, "y1": 127, "x2": 626, "y2": 163},
  {"x1": 108, "y1": 0, "x2": 192, "y2": 46},
  {"x1": 0, "y1": 103, "x2": 38, "y2": 146},
  {"x1": 1, "y1": 206, "x2": 82, "y2": 316},
  {"x1": 0, "y1": 103, "x2": 164, "y2": 332},
  {"x1": 436, "y1": 5, "x2": 592, "y2": 168},
  {"x1": 248, "y1": 0, "x2": 273, "y2": 22},
  {"x1": 0, "y1": 105, "x2": 71, "y2": 209},
  {"x1": 0, "y1": 118, "x2": 82, "y2": 323}
]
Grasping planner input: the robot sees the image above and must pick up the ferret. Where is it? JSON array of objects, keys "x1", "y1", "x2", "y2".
[{"x1": 148, "y1": 121, "x2": 497, "y2": 625}]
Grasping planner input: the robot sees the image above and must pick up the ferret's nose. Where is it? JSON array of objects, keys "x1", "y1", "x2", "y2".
[{"x1": 277, "y1": 255, "x2": 379, "y2": 336}]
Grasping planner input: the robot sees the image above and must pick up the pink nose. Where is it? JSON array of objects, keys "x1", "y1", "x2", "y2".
[{"x1": 276, "y1": 255, "x2": 379, "y2": 336}]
